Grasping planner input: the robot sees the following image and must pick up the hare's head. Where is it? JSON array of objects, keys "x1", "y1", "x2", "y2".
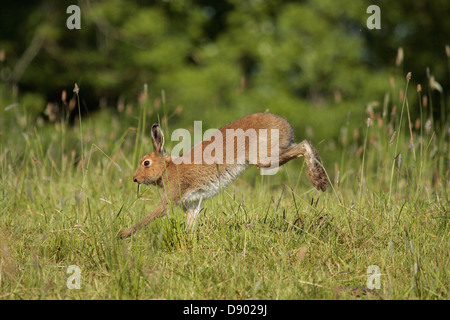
[{"x1": 133, "y1": 124, "x2": 171, "y2": 185}]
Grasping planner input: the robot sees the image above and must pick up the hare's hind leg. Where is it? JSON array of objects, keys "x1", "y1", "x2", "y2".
[
  {"x1": 278, "y1": 140, "x2": 328, "y2": 191},
  {"x1": 184, "y1": 198, "x2": 203, "y2": 232}
]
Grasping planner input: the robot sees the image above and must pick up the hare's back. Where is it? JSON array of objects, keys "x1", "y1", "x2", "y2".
[{"x1": 219, "y1": 112, "x2": 295, "y2": 150}]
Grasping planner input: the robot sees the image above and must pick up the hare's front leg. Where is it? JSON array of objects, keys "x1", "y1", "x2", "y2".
[
  {"x1": 184, "y1": 198, "x2": 203, "y2": 232},
  {"x1": 119, "y1": 202, "x2": 167, "y2": 238}
]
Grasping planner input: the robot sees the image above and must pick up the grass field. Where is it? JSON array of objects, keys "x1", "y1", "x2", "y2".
[{"x1": 0, "y1": 78, "x2": 448, "y2": 300}]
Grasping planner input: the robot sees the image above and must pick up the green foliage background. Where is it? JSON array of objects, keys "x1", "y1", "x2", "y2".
[{"x1": 0, "y1": 0, "x2": 449, "y2": 164}]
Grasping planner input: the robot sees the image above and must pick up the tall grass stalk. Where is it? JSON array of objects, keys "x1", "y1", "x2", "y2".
[
  {"x1": 359, "y1": 118, "x2": 370, "y2": 210},
  {"x1": 132, "y1": 84, "x2": 149, "y2": 169},
  {"x1": 388, "y1": 72, "x2": 411, "y2": 204}
]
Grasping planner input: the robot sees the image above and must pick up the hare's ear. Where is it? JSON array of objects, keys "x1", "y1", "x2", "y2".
[{"x1": 151, "y1": 123, "x2": 165, "y2": 154}]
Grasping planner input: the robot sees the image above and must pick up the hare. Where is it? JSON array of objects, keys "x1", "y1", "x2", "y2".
[{"x1": 119, "y1": 112, "x2": 327, "y2": 238}]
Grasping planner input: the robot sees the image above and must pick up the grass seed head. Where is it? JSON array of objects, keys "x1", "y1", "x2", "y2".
[{"x1": 396, "y1": 47, "x2": 404, "y2": 66}]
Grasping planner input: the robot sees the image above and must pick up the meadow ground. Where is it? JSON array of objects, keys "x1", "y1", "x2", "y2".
[{"x1": 0, "y1": 81, "x2": 448, "y2": 300}]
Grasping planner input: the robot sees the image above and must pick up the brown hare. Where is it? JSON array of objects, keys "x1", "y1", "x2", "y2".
[{"x1": 119, "y1": 112, "x2": 327, "y2": 238}]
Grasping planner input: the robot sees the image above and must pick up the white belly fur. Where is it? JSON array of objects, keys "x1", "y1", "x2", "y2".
[{"x1": 182, "y1": 164, "x2": 249, "y2": 205}]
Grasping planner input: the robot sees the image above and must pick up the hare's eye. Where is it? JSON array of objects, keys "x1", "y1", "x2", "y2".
[{"x1": 143, "y1": 160, "x2": 151, "y2": 167}]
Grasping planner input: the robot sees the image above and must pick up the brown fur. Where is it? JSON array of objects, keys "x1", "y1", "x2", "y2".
[{"x1": 119, "y1": 113, "x2": 327, "y2": 238}]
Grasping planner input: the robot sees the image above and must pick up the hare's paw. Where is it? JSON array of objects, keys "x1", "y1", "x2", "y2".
[
  {"x1": 309, "y1": 163, "x2": 328, "y2": 192},
  {"x1": 118, "y1": 228, "x2": 133, "y2": 239},
  {"x1": 307, "y1": 144, "x2": 328, "y2": 192}
]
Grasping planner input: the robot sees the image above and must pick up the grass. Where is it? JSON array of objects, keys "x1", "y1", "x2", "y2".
[{"x1": 0, "y1": 76, "x2": 448, "y2": 300}]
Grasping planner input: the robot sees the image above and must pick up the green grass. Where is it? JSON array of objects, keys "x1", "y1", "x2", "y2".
[{"x1": 0, "y1": 80, "x2": 448, "y2": 300}]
